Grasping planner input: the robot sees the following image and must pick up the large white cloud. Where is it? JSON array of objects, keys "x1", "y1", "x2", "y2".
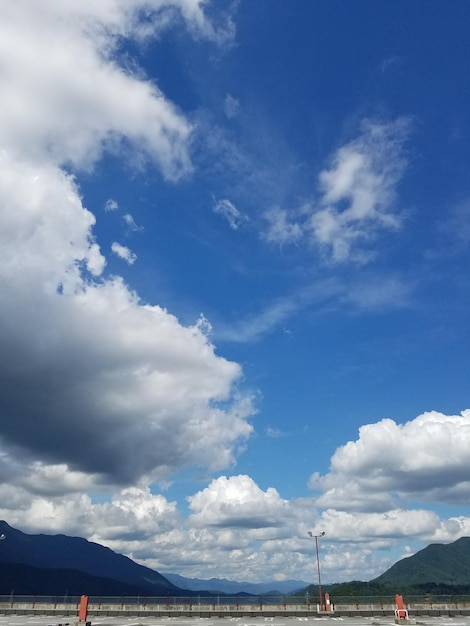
[
  {"x1": 188, "y1": 475, "x2": 290, "y2": 528},
  {"x1": 0, "y1": 2, "x2": 199, "y2": 178},
  {"x1": 311, "y1": 410, "x2": 470, "y2": 509},
  {"x1": 0, "y1": 0, "x2": 253, "y2": 491}
]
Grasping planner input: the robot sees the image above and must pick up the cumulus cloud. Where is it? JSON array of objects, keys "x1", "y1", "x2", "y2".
[
  {"x1": 311, "y1": 410, "x2": 470, "y2": 508},
  {"x1": 111, "y1": 242, "x2": 137, "y2": 264},
  {"x1": 188, "y1": 475, "x2": 289, "y2": 528},
  {"x1": 0, "y1": 0, "x2": 253, "y2": 492},
  {"x1": 0, "y1": 267, "x2": 253, "y2": 485},
  {"x1": 0, "y1": 1, "x2": 197, "y2": 179},
  {"x1": 2, "y1": 466, "x2": 470, "y2": 582}
]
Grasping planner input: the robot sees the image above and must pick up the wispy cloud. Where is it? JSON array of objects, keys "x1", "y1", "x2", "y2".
[
  {"x1": 380, "y1": 55, "x2": 402, "y2": 73},
  {"x1": 213, "y1": 197, "x2": 249, "y2": 230},
  {"x1": 224, "y1": 94, "x2": 240, "y2": 119},
  {"x1": 262, "y1": 207, "x2": 303, "y2": 245},
  {"x1": 104, "y1": 198, "x2": 119, "y2": 212},
  {"x1": 123, "y1": 213, "x2": 143, "y2": 232},
  {"x1": 259, "y1": 118, "x2": 411, "y2": 264},
  {"x1": 266, "y1": 426, "x2": 286, "y2": 439},
  {"x1": 216, "y1": 272, "x2": 412, "y2": 343},
  {"x1": 216, "y1": 296, "x2": 301, "y2": 343},
  {"x1": 310, "y1": 118, "x2": 411, "y2": 263}
]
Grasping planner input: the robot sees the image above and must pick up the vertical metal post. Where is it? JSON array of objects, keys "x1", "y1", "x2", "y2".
[
  {"x1": 308, "y1": 530, "x2": 325, "y2": 612},
  {"x1": 315, "y1": 534, "x2": 323, "y2": 610}
]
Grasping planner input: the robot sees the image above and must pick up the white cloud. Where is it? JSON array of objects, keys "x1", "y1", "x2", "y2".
[
  {"x1": 342, "y1": 275, "x2": 412, "y2": 311},
  {"x1": 0, "y1": 269, "x2": 254, "y2": 485},
  {"x1": 105, "y1": 198, "x2": 119, "y2": 211},
  {"x1": 266, "y1": 426, "x2": 286, "y2": 438},
  {"x1": 255, "y1": 118, "x2": 410, "y2": 263},
  {"x1": 0, "y1": 152, "x2": 106, "y2": 291},
  {"x1": 0, "y1": 0, "x2": 254, "y2": 492},
  {"x1": 188, "y1": 475, "x2": 289, "y2": 528},
  {"x1": 310, "y1": 118, "x2": 410, "y2": 262},
  {"x1": 262, "y1": 207, "x2": 303, "y2": 245},
  {"x1": 216, "y1": 273, "x2": 412, "y2": 345},
  {"x1": 0, "y1": 1, "x2": 197, "y2": 179},
  {"x1": 213, "y1": 197, "x2": 248, "y2": 230},
  {"x1": 224, "y1": 94, "x2": 240, "y2": 119},
  {"x1": 216, "y1": 295, "x2": 301, "y2": 343},
  {"x1": 123, "y1": 213, "x2": 143, "y2": 232},
  {"x1": 111, "y1": 242, "x2": 137, "y2": 264},
  {"x1": 2, "y1": 465, "x2": 470, "y2": 583},
  {"x1": 311, "y1": 410, "x2": 470, "y2": 508}
]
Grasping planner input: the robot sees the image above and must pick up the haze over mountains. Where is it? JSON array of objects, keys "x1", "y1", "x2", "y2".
[
  {"x1": 163, "y1": 573, "x2": 308, "y2": 595},
  {"x1": 1, "y1": 521, "x2": 470, "y2": 597}
]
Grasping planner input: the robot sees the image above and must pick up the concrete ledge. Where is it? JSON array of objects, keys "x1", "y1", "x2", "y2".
[{"x1": 2, "y1": 603, "x2": 470, "y2": 618}]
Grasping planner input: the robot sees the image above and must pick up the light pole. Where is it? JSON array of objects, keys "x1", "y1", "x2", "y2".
[{"x1": 308, "y1": 531, "x2": 325, "y2": 610}]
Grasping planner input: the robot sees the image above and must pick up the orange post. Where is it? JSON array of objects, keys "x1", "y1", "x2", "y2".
[
  {"x1": 395, "y1": 594, "x2": 408, "y2": 620},
  {"x1": 78, "y1": 595, "x2": 89, "y2": 622}
]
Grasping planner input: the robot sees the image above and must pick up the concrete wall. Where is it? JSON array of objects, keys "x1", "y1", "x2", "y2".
[{"x1": 1, "y1": 599, "x2": 470, "y2": 617}]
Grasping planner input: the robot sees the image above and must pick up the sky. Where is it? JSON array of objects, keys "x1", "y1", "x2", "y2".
[{"x1": 0, "y1": 0, "x2": 470, "y2": 587}]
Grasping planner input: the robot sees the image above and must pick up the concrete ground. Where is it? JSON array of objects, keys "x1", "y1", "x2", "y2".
[{"x1": 2, "y1": 616, "x2": 470, "y2": 626}]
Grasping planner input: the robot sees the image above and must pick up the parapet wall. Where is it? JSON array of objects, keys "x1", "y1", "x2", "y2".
[{"x1": 1, "y1": 597, "x2": 470, "y2": 617}]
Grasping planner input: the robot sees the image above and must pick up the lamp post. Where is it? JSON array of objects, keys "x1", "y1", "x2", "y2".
[{"x1": 308, "y1": 531, "x2": 325, "y2": 611}]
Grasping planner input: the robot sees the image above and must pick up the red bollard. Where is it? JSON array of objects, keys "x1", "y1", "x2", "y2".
[{"x1": 78, "y1": 595, "x2": 89, "y2": 622}]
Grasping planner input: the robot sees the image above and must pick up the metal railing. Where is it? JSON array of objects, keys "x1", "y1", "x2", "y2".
[{"x1": 2, "y1": 594, "x2": 470, "y2": 615}]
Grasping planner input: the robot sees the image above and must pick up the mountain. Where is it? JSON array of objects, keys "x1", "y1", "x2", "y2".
[
  {"x1": 0, "y1": 520, "x2": 182, "y2": 596},
  {"x1": 164, "y1": 573, "x2": 308, "y2": 595},
  {"x1": 291, "y1": 537, "x2": 470, "y2": 598},
  {"x1": 0, "y1": 561, "x2": 156, "y2": 596},
  {"x1": 372, "y1": 537, "x2": 470, "y2": 588}
]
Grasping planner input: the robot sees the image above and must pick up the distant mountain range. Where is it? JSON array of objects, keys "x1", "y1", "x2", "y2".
[
  {"x1": 0, "y1": 521, "x2": 306, "y2": 596},
  {"x1": 2, "y1": 520, "x2": 470, "y2": 597},
  {"x1": 163, "y1": 572, "x2": 308, "y2": 595}
]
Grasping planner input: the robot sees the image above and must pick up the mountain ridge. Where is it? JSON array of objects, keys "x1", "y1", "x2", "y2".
[
  {"x1": 163, "y1": 572, "x2": 308, "y2": 595},
  {"x1": 0, "y1": 520, "x2": 180, "y2": 596},
  {"x1": 372, "y1": 536, "x2": 470, "y2": 587}
]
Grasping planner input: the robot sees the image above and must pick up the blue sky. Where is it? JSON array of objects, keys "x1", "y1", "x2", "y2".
[{"x1": 0, "y1": 0, "x2": 470, "y2": 585}]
